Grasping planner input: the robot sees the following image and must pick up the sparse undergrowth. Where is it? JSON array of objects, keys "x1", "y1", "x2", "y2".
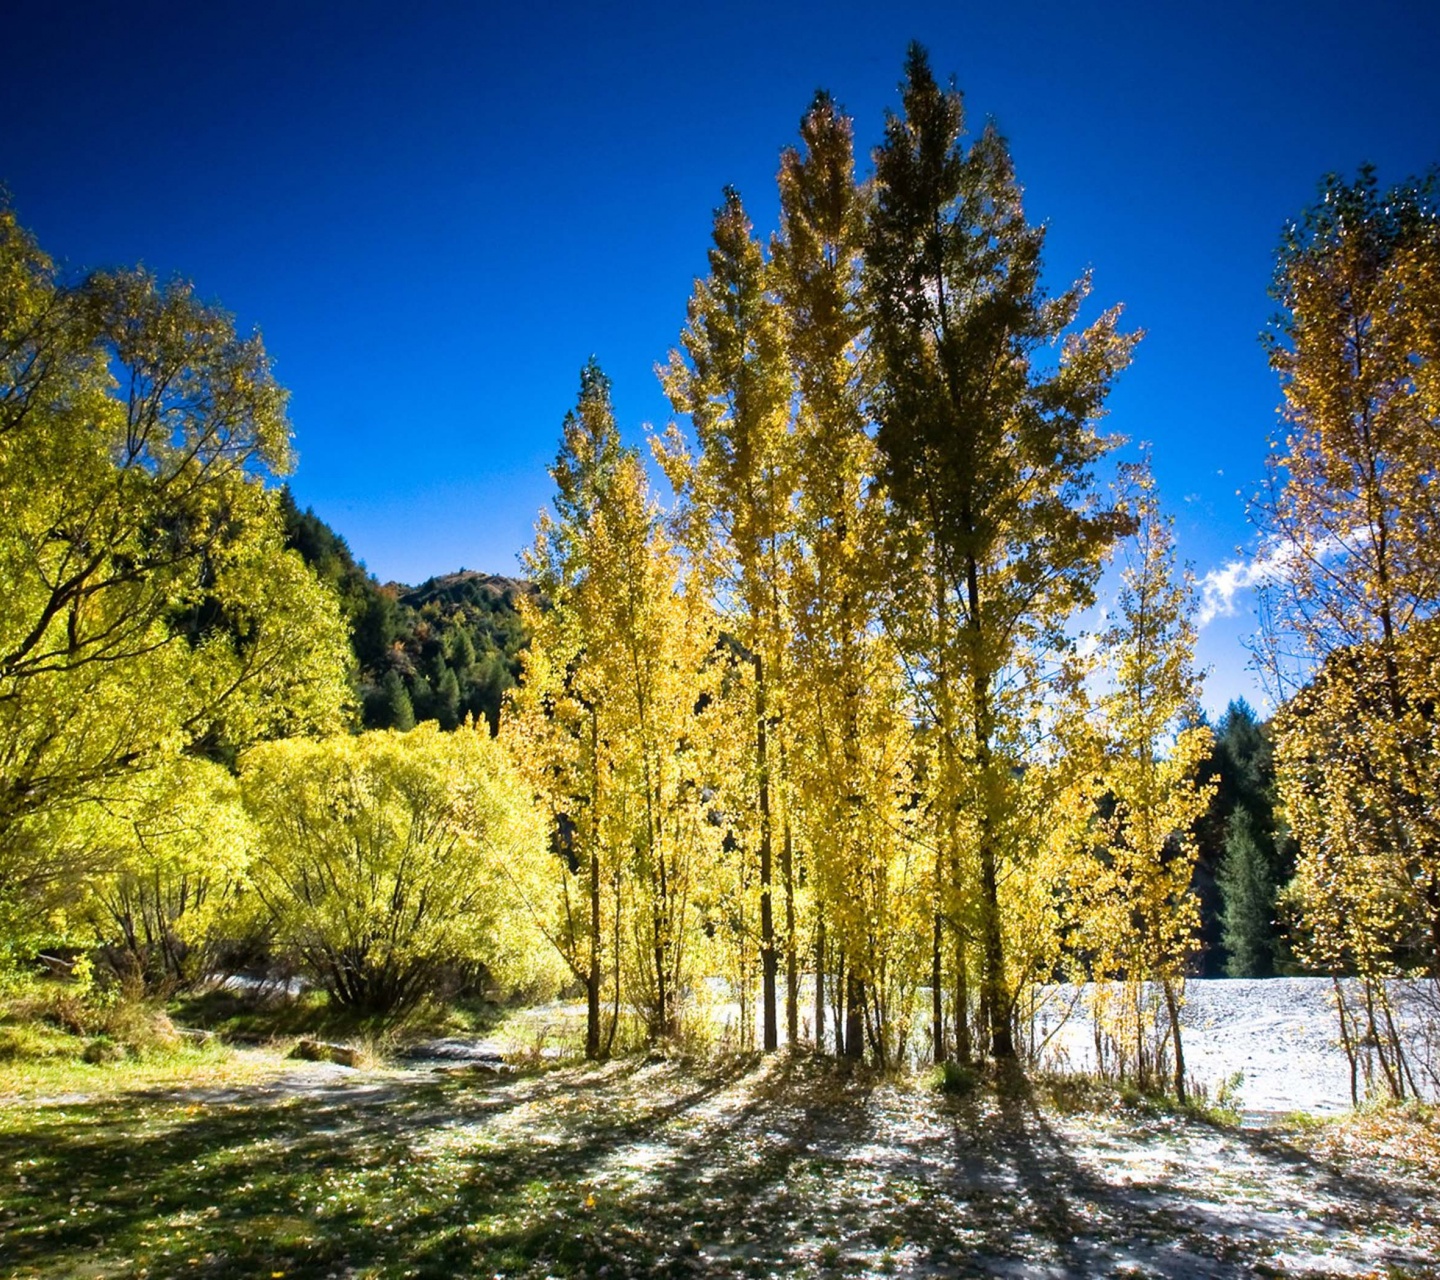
[{"x1": 1, "y1": 1047, "x2": 1437, "y2": 1278}]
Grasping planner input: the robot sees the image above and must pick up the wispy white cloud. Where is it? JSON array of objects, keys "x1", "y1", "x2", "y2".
[
  {"x1": 1197, "y1": 547, "x2": 1290, "y2": 627},
  {"x1": 1196, "y1": 533, "x2": 1357, "y2": 628}
]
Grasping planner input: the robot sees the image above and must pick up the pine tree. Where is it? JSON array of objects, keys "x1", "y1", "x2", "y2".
[
  {"x1": 376, "y1": 670, "x2": 416, "y2": 732},
  {"x1": 1198, "y1": 700, "x2": 1287, "y2": 974},
  {"x1": 433, "y1": 666, "x2": 462, "y2": 730},
  {"x1": 1218, "y1": 808, "x2": 1276, "y2": 978}
]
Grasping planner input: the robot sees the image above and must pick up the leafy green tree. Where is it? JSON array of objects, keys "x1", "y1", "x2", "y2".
[
  {"x1": 242, "y1": 724, "x2": 557, "y2": 1017},
  {"x1": 82, "y1": 757, "x2": 253, "y2": 992},
  {"x1": 864, "y1": 46, "x2": 1136, "y2": 1060},
  {"x1": 0, "y1": 206, "x2": 351, "y2": 942},
  {"x1": 279, "y1": 488, "x2": 398, "y2": 673}
]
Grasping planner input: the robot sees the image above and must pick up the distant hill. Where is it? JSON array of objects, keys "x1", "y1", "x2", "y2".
[{"x1": 279, "y1": 490, "x2": 531, "y2": 733}]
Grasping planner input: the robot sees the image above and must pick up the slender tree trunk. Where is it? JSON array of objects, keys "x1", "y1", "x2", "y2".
[
  {"x1": 954, "y1": 931, "x2": 971, "y2": 1066},
  {"x1": 755, "y1": 655, "x2": 778, "y2": 1052},
  {"x1": 1334, "y1": 976, "x2": 1359, "y2": 1107},
  {"x1": 814, "y1": 915, "x2": 826, "y2": 1052},
  {"x1": 586, "y1": 712, "x2": 603, "y2": 1061},
  {"x1": 958, "y1": 529, "x2": 1013, "y2": 1062},
  {"x1": 932, "y1": 906, "x2": 945, "y2": 1064},
  {"x1": 604, "y1": 863, "x2": 622, "y2": 1059},
  {"x1": 585, "y1": 859, "x2": 600, "y2": 1060},
  {"x1": 653, "y1": 914, "x2": 668, "y2": 1041},
  {"x1": 845, "y1": 972, "x2": 865, "y2": 1060},
  {"x1": 1162, "y1": 977, "x2": 1186, "y2": 1103},
  {"x1": 783, "y1": 814, "x2": 798, "y2": 1047}
]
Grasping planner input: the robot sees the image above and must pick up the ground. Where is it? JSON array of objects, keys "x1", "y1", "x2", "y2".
[{"x1": 2, "y1": 1047, "x2": 1438, "y2": 1279}]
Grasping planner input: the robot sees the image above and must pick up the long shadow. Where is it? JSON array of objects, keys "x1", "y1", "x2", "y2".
[
  {"x1": 898, "y1": 1070, "x2": 1437, "y2": 1278},
  {"x1": 415, "y1": 1050, "x2": 877, "y2": 1276},
  {"x1": 0, "y1": 1055, "x2": 755, "y2": 1279},
  {"x1": 3, "y1": 1057, "x2": 1435, "y2": 1278}
]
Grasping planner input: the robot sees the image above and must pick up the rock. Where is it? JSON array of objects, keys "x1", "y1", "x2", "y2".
[
  {"x1": 82, "y1": 1038, "x2": 126, "y2": 1064},
  {"x1": 290, "y1": 1039, "x2": 363, "y2": 1068},
  {"x1": 400, "y1": 1037, "x2": 507, "y2": 1064}
]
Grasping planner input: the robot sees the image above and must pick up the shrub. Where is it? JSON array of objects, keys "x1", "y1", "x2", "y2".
[{"x1": 242, "y1": 724, "x2": 561, "y2": 1018}]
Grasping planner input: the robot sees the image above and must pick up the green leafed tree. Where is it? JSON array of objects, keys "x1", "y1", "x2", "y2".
[
  {"x1": 242, "y1": 723, "x2": 558, "y2": 1017},
  {"x1": 0, "y1": 206, "x2": 351, "y2": 944}
]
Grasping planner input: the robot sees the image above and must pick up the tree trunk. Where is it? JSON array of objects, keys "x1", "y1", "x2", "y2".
[
  {"x1": 755, "y1": 654, "x2": 778, "y2": 1052},
  {"x1": 814, "y1": 915, "x2": 827, "y2": 1052},
  {"x1": 954, "y1": 931, "x2": 971, "y2": 1066},
  {"x1": 586, "y1": 853, "x2": 602, "y2": 1060},
  {"x1": 783, "y1": 814, "x2": 798, "y2": 1047},
  {"x1": 931, "y1": 906, "x2": 945, "y2": 1064},
  {"x1": 844, "y1": 972, "x2": 865, "y2": 1060},
  {"x1": 1162, "y1": 977, "x2": 1186, "y2": 1103}
]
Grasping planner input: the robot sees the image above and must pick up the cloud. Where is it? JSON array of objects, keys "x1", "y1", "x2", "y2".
[
  {"x1": 1196, "y1": 533, "x2": 1357, "y2": 628},
  {"x1": 1196, "y1": 547, "x2": 1291, "y2": 626}
]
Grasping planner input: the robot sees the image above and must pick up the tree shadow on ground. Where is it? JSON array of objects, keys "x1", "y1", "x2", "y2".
[{"x1": 0, "y1": 1054, "x2": 1435, "y2": 1278}]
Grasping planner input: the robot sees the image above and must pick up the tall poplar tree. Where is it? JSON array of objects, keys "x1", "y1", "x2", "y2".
[
  {"x1": 768, "y1": 91, "x2": 934, "y2": 1064},
  {"x1": 511, "y1": 362, "x2": 723, "y2": 1053},
  {"x1": 772, "y1": 91, "x2": 888, "y2": 1056},
  {"x1": 1260, "y1": 170, "x2": 1440, "y2": 1098},
  {"x1": 509, "y1": 361, "x2": 628, "y2": 1059},
  {"x1": 661, "y1": 191, "x2": 796, "y2": 1052},
  {"x1": 1084, "y1": 465, "x2": 1212, "y2": 1100},
  {"x1": 865, "y1": 45, "x2": 1136, "y2": 1060}
]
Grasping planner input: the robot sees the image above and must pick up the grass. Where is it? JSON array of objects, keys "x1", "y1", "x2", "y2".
[{"x1": 167, "y1": 985, "x2": 513, "y2": 1047}]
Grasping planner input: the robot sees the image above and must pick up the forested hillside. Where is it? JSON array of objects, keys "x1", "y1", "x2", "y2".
[{"x1": 278, "y1": 491, "x2": 531, "y2": 733}]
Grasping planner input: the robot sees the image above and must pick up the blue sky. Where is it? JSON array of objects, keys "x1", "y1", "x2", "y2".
[{"x1": 4, "y1": 0, "x2": 1437, "y2": 717}]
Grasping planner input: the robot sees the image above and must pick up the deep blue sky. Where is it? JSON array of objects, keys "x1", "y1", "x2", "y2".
[{"x1": 4, "y1": 0, "x2": 1438, "y2": 716}]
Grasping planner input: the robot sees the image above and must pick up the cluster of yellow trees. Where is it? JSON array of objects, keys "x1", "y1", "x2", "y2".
[
  {"x1": 505, "y1": 49, "x2": 1214, "y2": 1087},
  {"x1": 10, "y1": 47, "x2": 1430, "y2": 1099},
  {"x1": 1260, "y1": 170, "x2": 1440, "y2": 1102},
  {"x1": 0, "y1": 201, "x2": 559, "y2": 1018}
]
